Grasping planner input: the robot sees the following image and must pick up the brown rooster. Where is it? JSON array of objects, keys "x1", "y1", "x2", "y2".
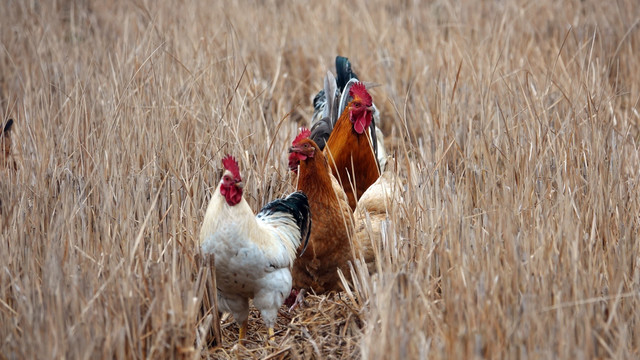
[
  {"x1": 310, "y1": 57, "x2": 387, "y2": 211},
  {"x1": 287, "y1": 129, "x2": 359, "y2": 295},
  {"x1": 322, "y1": 82, "x2": 381, "y2": 210}
]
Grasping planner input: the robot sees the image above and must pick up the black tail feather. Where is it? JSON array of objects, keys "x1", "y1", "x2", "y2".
[
  {"x1": 258, "y1": 191, "x2": 312, "y2": 255},
  {"x1": 310, "y1": 56, "x2": 360, "y2": 150},
  {"x1": 335, "y1": 56, "x2": 358, "y2": 92}
]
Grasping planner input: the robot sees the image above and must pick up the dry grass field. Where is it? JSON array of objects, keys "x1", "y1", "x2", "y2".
[{"x1": 1, "y1": 0, "x2": 640, "y2": 358}]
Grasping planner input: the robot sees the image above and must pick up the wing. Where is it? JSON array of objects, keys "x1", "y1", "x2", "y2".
[
  {"x1": 310, "y1": 56, "x2": 360, "y2": 151},
  {"x1": 256, "y1": 191, "x2": 312, "y2": 268},
  {"x1": 310, "y1": 72, "x2": 338, "y2": 150},
  {"x1": 355, "y1": 170, "x2": 404, "y2": 214}
]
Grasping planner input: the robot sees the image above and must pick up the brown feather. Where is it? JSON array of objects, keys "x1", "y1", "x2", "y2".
[
  {"x1": 324, "y1": 104, "x2": 380, "y2": 211},
  {"x1": 290, "y1": 138, "x2": 359, "y2": 293}
]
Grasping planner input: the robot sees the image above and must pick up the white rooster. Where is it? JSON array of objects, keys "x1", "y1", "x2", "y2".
[{"x1": 200, "y1": 155, "x2": 312, "y2": 341}]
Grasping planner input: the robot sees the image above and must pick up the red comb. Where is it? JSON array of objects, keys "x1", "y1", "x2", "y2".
[
  {"x1": 349, "y1": 82, "x2": 372, "y2": 107},
  {"x1": 292, "y1": 128, "x2": 311, "y2": 145},
  {"x1": 221, "y1": 155, "x2": 241, "y2": 180}
]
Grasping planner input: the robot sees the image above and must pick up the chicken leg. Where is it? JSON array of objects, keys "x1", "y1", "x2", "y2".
[{"x1": 238, "y1": 319, "x2": 248, "y2": 341}]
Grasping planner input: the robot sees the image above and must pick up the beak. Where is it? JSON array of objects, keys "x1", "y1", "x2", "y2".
[
  {"x1": 367, "y1": 105, "x2": 374, "y2": 111},
  {"x1": 288, "y1": 146, "x2": 297, "y2": 153},
  {"x1": 235, "y1": 181, "x2": 244, "y2": 189}
]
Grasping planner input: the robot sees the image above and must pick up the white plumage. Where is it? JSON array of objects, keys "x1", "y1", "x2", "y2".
[{"x1": 199, "y1": 155, "x2": 311, "y2": 341}]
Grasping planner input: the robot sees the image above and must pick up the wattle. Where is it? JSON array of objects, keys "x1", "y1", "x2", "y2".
[
  {"x1": 288, "y1": 152, "x2": 307, "y2": 171},
  {"x1": 354, "y1": 118, "x2": 366, "y2": 134},
  {"x1": 220, "y1": 184, "x2": 243, "y2": 206}
]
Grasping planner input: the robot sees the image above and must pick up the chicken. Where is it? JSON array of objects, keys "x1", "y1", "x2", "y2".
[
  {"x1": 1, "y1": 119, "x2": 15, "y2": 170},
  {"x1": 353, "y1": 168, "x2": 405, "y2": 273},
  {"x1": 321, "y1": 81, "x2": 382, "y2": 210},
  {"x1": 311, "y1": 56, "x2": 387, "y2": 210},
  {"x1": 310, "y1": 56, "x2": 387, "y2": 177},
  {"x1": 287, "y1": 129, "x2": 359, "y2": 294},
  {"x1": 199, "y1": 155, "x2": 312, "y2": 342}
]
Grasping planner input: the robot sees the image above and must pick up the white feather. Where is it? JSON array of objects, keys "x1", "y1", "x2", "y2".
[{"x1": 199, "y1": 187, "x2": 303, "y2": 329}]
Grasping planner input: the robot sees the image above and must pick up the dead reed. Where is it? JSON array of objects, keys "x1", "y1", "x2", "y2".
[{"x1": 1, "y1": 0, "x2": 639, "y2": 358}]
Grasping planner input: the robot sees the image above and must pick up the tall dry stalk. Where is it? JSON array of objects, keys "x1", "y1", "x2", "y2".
[{"x1": 1, "y1": 0, "x2": 639, "y2": 359}]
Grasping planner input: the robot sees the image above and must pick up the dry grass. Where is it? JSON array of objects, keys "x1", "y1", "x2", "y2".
[{"x1": 1, "y1": 0, "x2": 640, "y2": 358}]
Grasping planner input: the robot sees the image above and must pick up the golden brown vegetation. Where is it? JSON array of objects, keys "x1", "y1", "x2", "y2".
[{"x1": 1, "y1": 0, "x2": 639, "y2": 358}]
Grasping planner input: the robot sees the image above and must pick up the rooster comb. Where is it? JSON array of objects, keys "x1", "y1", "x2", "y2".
[
  {"x1": 349, "y1": 82, "x2": 372, "y2": 107},
  {"x1": 292, "y1": 128, "x2": 311, "y2": 145},
  {"x1": 221, "y1": 155, "x2": 241, "y2": 180}
]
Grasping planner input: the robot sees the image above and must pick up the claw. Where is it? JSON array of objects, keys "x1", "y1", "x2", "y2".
[{"x1": 287, "y1": 288, "x2": 307, "y2": 312}]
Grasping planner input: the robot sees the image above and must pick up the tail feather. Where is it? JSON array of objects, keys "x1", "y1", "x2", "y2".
[
  {"x1": 322, "y1": 71, "x2": 338, "y2": 123},
  {"x1": 336, "y1": 79, "x2": 356, "y2": 125},
  {"x1": 258, "y1": 191, "x2": 312, "y2": 255},
  {"x1": 311, "y1": 89, "x2": 326, "y2": 126},
  {"x1": 369, "y1": 105, "x2": 380, "y2": 169},
  {"x1": 335, "y1": 56, "x2": 358, "y2": 95},
  {"x1": 310, "y1": 72, "x2": 338, "y2": 150},
  {"x1": 310, "y1": 56, "x2": 359, "y2": 151}
]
